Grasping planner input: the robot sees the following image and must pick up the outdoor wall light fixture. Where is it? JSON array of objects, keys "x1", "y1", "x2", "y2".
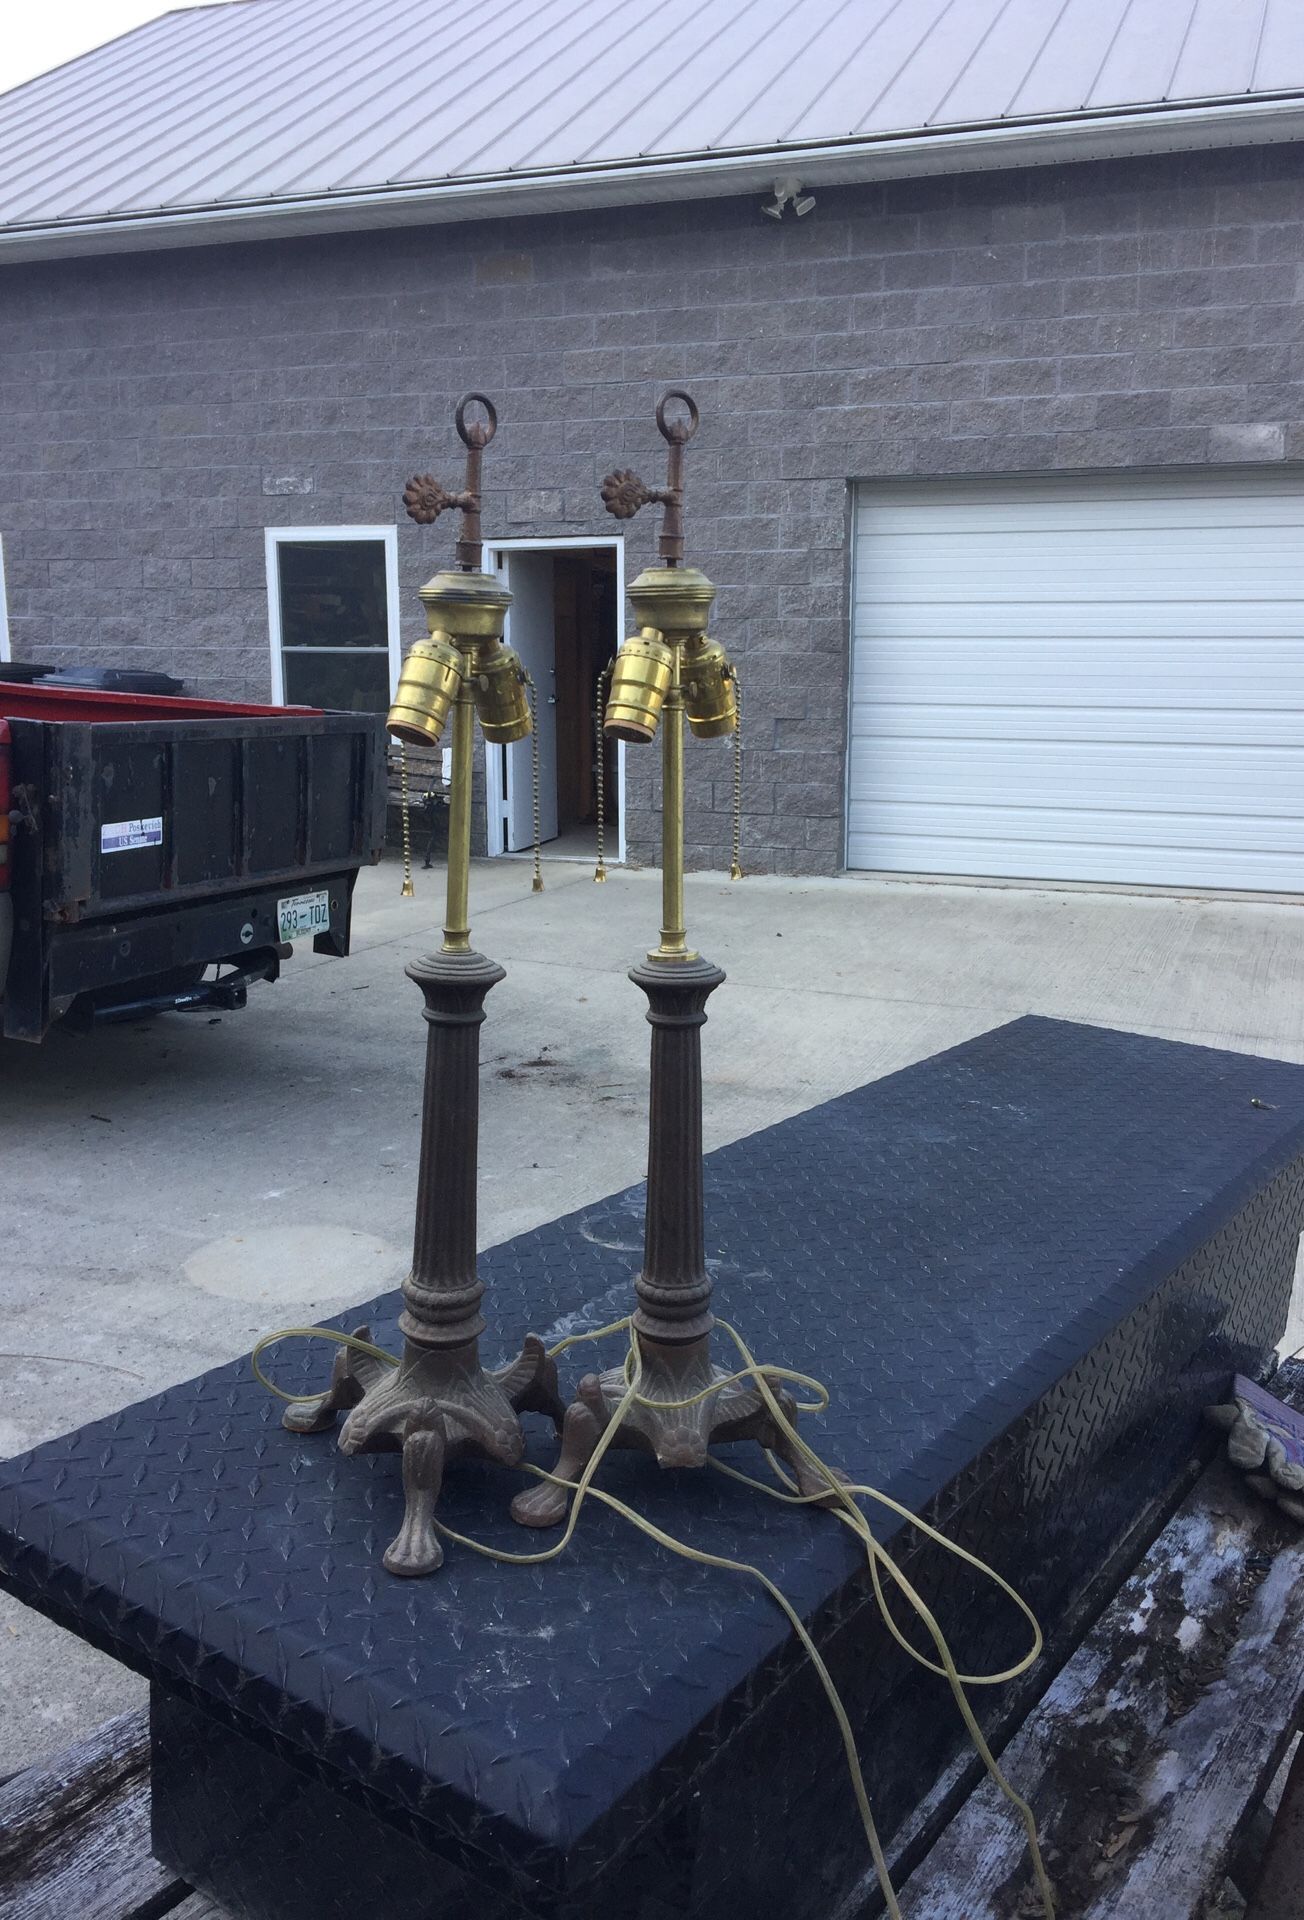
[
  {"x1": 512, "y1": 391, "x2": 825, "y2": 1526},
  {"x1": 284, "y1": 395, "x2": 563, "y2": 1576},
  {"x1": 762, "y1": 174, "x2": 816, "y2": 219}
]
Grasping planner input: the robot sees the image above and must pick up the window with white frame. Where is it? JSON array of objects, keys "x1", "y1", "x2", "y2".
[
  {"x1": 0, "y1": 535, "x2": 11, "y2": 663},
  {"x1": 265, "y1": 526, "x2": 400, "y2": 712}
]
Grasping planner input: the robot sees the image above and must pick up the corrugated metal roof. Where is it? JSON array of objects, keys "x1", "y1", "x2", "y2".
[{"x1": 1, "y1": 0, "x2": 1302, "y2": 258}]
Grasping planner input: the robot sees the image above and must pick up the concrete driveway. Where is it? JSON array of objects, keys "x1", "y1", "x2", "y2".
[{"x1": 3, "y1": 856, "x2": 1303, "y2": 1772}]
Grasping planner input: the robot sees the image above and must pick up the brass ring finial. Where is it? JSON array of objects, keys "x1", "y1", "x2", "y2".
[
  {"x1": 455, "y1": 392, "x2": 498, "y2": 450},
  {"x1": 600, "y1": 391, "x2": 700, "y2": 564},
  {"x1": 655, "y1": 389, "x2": 699, "y2": 446}
]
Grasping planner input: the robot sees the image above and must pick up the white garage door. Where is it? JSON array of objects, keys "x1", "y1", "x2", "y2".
[{"x1": 848, "y1": 473, "x2": 1304, "y2": 891}]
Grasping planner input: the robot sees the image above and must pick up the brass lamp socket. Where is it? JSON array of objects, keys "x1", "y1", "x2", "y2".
[
  {"x1": 471, "y1": 642, "x2": 533, "y2": 744},
  {"x1": 604, "y1": 629, "x2": 675, "y2": 744},
  {"x1": 627, "y1": 565, "x2": 716, "y2": 648},
  {"x1": 418, "y1": 568, "x2": 510, "y2": 648},
  {"x1": 388, "y1": 632, "x2": 463, "y2": 747},
  {"x1": 682, "y1": 635, "x2": 738, "y2": 739}
]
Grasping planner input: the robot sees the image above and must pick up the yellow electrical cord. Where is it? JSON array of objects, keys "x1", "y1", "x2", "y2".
[
  {"x1": 252, "y1": 1327, "x2": 400, "y2": 1391},
  {"x1": 251, "y1": 1319, "x2": 1055, "y2": 1920}
]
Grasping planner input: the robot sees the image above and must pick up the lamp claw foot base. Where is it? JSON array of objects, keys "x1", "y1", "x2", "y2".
[
  {"x1": 291, "y1": 1329, "x2": 555, "y2": 1574},
  {"x1": 382, "y1": 1422, "x2": 446, "y2": 1576},
  {"x1": 495, "y1": 1332, "x2": 565, "y2": 1430},
  {"x1": 513, "y1": 1336, "x2": 824, "y2": 1526},
  {"x1": 510, "y1": 1395, "x2": 605, "y2": 1528},
  {"x1": 280, "y1": 1325, "x2": 379, "y2": 1434},
  {"x1": 769, "y1": 1430, "x2": 852, "y2": 1507}
]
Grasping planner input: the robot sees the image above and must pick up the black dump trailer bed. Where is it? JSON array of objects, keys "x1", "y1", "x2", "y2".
[{"x1": 1, "y1": 685, "x2": 386, "y2": 1041}]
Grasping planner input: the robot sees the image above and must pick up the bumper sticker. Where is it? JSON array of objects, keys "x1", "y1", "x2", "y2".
[{"x1": 101, "y1": 815, "x2": 164, "y2": 854}]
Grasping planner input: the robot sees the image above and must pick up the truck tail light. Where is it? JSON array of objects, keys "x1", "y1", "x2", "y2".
[{"x1": 0, "y1": 720, "x2": 10, "y2": 891}]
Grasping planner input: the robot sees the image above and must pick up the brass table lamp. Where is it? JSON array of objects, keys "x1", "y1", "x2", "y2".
[
  {"x1": 513, "y1": 392, "x2": 824, "y2": 1528},
  {"x1": 286, "y1": 395, "x2": 563, "y2": 1575}
]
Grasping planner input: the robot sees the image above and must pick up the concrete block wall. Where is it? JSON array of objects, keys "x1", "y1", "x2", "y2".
[{"x1": 1, "y1": 142, "x2": 1302, "y2": 874}]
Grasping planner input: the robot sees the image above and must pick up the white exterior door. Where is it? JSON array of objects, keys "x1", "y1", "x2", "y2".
[
  {"x1": 848, "y1": 473, "x2": 1304, "y2": 891},
  {"x1": 497, "y1": 550, "x2": 558, "y2": 852}
]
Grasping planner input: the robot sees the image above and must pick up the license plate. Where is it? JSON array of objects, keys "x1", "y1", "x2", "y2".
[{"x1": 277, "y1": 889, "x2": 330, "y2": 941}]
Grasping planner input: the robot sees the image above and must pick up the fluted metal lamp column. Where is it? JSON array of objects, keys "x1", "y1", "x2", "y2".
[
  {"x1": 513, "y1": 392, "x2": 824, "y2": 1529},
  {"x1": 285, "y1": 395, "x2": 562, "y2": 1576}
]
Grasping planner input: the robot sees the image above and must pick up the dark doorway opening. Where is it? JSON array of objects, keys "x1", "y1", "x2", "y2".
[
  {"x1": 553, "y1": 548, "x2": 619, "y2": 849},
  {"x1": 493, "y1": 545, "x2": 620, "y2": 861}
]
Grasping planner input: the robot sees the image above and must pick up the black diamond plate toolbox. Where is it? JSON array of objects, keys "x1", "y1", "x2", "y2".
[{"x1": 4, "y1": 1016, "x2": 1304, "y2": 1920}]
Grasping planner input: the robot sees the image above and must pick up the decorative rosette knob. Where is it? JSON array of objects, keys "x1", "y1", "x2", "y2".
[
  {"x1": 403, "y1": 474, "x2": 457, "y2": 525},
  {"x1": 601, "y1": 469, "x2": 658, "y2": 520}
]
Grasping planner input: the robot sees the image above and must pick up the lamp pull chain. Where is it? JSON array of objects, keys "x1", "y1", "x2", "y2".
[
  {"x1": 594, "y1": 660, "x2": 613, "y2": 883},
  {"x1": 399, "y1": 741, "x2": 416, "y2": 898},
  {"x1": 730, "y1": 670, "x2": 744, "y2": 882},
  {"x1": 524, "y1": 670, "x2": 544, "y2": 893}
]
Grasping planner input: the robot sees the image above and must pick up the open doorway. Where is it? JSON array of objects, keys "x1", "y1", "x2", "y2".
[{"x1": 484, "y1": 541, "x2": 624, "y2": 863}]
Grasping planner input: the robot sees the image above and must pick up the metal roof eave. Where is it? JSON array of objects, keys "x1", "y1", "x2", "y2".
[{"x1": 1, "y1": 94, "x2": 1301, "y2": 265}]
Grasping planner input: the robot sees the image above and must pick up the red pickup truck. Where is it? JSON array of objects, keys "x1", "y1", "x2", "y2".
[{"x1": 0, "y1": 682, "x2": 386, "y2": 1042}]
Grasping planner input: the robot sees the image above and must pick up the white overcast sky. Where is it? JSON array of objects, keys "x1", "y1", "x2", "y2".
[{"x1": 1, "y1": 2, "x2": 245, "y2": 96}]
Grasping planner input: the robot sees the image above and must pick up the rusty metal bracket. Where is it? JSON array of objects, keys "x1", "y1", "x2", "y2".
[
  {"x1": 8, "y1": 784, "x2": 39, "y2": 837},
  {"x1": 599, "y1": 388, "x2": 699, "y2": 566},
  {"x1": 402, "y1": 392, "x2": 498, "y2": 570}
]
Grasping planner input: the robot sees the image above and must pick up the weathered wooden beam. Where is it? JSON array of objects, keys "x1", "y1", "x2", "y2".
[
  {"x1": 0, "y1": 1705, "x2": 189, "y2": 1920},
  {"x1": 832, "y1": 1444, "x2": 1219, "y2": 1918},
  {"x1": 1245, "y1": 1737, "x2": 1304, "y2": 1920},
  {"x1": 902, "y1": 1445, "x2": 1304, "y2": 1919}
]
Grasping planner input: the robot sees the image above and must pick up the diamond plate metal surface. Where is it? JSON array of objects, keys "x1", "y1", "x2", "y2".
[{"x1": 4, "y1": 1017, "x2": 1304, "y2": 1919}]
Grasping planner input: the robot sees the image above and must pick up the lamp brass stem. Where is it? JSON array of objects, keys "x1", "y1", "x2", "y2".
[
  {"x1": 652, "y1": 651, "x2": 696, "y2": 963},
  {"x1": 442, "y1": 674, "x2": 474, "y2": 954},
  {"x1": 512, "y1": 386, "x2": 826, "y2": 1535},
  {"x1": 289, "y1": 397, "x2": 567, "y2": 1579}
]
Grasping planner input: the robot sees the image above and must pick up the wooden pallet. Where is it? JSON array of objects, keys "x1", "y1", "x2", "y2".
[
  {"x1": 0, "y1": 1707, "x2": 218, "y2": 1920},
  {"x1": 902, "y1": 1414, "x2": 1304, "y2": 1916}
]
